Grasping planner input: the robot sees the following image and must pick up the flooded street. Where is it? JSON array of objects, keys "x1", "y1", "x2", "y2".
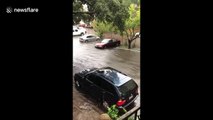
[{"x1": 73, "y1": 34, "x2": 141, "y2": 120}]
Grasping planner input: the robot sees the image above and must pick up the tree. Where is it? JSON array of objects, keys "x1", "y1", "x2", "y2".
[
  {"x1": 73, "y1": 0, "x2": 129, "y2": 31},
  {"x1": 124, "y1": 4, "x2": 140, "y2": 49},
  {"x1": 124, "y1": 0, "x2": 141, "y2": 6},
  {"x1": 92, "y1": 20, "x2": 114, "y2": 39},
  {"x1": 73, "y1": 0, "x2": 141, "y2": 49},
  {"x1": 73, "y1": 1, "x2": 93, "y2": 24}
]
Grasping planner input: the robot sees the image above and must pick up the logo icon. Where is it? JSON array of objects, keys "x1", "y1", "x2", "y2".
[{"x1": 6, "y1": 7, "x2": 13, "y2": 13}]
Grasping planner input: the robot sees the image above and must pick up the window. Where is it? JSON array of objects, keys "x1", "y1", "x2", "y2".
[
  {"x1": 87, "y1": 74, "x2": 102, "y2": 87},
  {"x1": 102, "y1": 39, "x2": 110, "y2": 43},
  {"x1": 118, "y1": 80, "x2": 137, "y2": 95},
  {"x1": 87, "y1": 74, "x2": 96, "y2": 81},
  {"x1": 87, "y1": 36, "x2": 92, "y2": 38},
  {"x1": 101, "y1": 80, "x2": 116, "y2": 94},
  {"x1": 92, "y1": 76, "x2": 102, "y2": 87},
  {"x1": 109, "y1": 40, "x2": 113, "y2": 43}
]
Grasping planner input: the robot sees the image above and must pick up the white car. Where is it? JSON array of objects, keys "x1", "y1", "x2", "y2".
[
  {"x1": 79, "y1": 34, "x2": 100, "y2": 42},
  {"x1": 73, "y1": 27, "x2": 87, "y2": 36}
]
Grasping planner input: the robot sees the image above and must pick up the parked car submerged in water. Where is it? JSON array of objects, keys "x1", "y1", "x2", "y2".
[
  {"x1": 74, "y1": 67, "x2": 139, "y2": 111},
  {"x1": 95, "y1": 39, "x2": 120, "y2": 49},
  {"x1": 79, "y1": 34, "x2": 100, "y2": 42},
  {"x1": 73, "y1": 27, "x2": 87, "y2": 36}
]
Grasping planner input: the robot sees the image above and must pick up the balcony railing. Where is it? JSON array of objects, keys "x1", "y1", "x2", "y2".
[{"x1": 117, "y1": 106, "x2": 141, "y2": 120}]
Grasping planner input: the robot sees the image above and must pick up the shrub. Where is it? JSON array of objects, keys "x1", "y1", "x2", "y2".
[{"x1": 107, "y1": 105, "x2": 127, "y2": 120}]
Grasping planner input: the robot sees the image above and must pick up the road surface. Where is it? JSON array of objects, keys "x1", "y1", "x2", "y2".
[{"x1": 72, "y1": 34, "x2": 141, "y2": 120}]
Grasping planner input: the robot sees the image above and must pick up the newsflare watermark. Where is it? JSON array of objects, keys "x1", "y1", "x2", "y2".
[{"x1": 6, "y1": 7, "x2": 39, "y2": 13}]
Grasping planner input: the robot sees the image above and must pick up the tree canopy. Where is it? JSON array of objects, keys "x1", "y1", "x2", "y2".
[
  {"x1": 73, "y1": 0, "x2": 130, "y2": 33},
  {"x1": 92, "y1": 20, "x2": 115, "y2": 38},
  {"x1": 73, "y1": 0, "x2": 141, "y2": 49}
]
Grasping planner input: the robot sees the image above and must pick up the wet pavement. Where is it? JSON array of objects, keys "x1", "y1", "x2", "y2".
[{"x1": 73, "y1": 33, "x2": 141, "y2": 120}]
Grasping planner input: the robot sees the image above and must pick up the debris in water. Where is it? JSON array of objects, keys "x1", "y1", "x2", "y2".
[{"x1": 79, "y1": 103, "x2": 92, "y2": 110}]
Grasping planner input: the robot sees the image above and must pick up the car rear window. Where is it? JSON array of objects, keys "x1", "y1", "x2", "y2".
[{"x1": 118, "y1": 80, "x2": 137, "y2": 95}]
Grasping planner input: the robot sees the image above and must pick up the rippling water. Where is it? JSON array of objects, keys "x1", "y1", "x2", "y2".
[{"x1": 72, "y1": 35, "x2": 141, "y2": 119}]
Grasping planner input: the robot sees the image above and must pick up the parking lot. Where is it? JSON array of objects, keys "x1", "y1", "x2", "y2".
[{"x1": 72, "y1": 33, "x2": 141, "y2": 120}]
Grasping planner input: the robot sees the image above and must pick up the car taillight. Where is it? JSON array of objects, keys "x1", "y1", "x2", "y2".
[{"x1": 116, "y1": 99, "x2": 126, "y2": 106}]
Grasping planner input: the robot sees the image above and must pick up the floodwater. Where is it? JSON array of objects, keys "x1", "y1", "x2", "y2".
[{"x1": 72, "y1": 34, "x2": 141, "y2": 120}]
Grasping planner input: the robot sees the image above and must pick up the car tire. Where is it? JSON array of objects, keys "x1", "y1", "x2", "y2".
[
  {"x1": 75, "y1": 80, "x2": 81, "y2": 91},
  {"x1": 96, "y1": 38, "x2": 100, "y2": 41},
  {"x1": 85, "y1": 40, "x2": 88, "y2": 43},
  {"x1": 104, "y1": 46, "x2": 107, "y2": 49},
  {"x1": 81, "y1": 33, "x2": 84, "y2": 36},
  {"x1": 116, "y1": 43, "x2": 119, "y2": 46}
]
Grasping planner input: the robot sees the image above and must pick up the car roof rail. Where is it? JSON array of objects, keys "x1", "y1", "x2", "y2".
[
  {"x1": 97, "y1": 69, "x2": 104, "y2": 73},
  {"x1": 100, "y1": 67, "x2": 127, "y2": 75}
]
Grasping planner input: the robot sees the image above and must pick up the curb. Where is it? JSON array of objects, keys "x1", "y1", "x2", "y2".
[{"x1": 116, "y1": 47, "x2": 140, "y2": 52}]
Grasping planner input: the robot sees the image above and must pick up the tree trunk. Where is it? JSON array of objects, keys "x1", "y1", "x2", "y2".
[
  {"x1": 100, "y1": 33, "x2": 103, "y2": 39},
  {"x1": 121, "y1": 35, "x2": 123, "y2": 44},
  {"x1": 128, "y1": 40, "x2": 131, "y2": 49}
]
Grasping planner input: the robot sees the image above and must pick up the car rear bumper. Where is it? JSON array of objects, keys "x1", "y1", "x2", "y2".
[{"x1": 117, "y1": 95, "x2": 139, "y2": 109}]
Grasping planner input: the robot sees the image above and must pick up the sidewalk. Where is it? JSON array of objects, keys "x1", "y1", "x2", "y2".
[{"x1": 116, "y1": 46, "x2": 140, "y2": 52}]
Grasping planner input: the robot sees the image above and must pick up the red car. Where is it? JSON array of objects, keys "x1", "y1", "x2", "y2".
[{"x1": 95, "y1": 39, "x2": 120, "y2": 49}]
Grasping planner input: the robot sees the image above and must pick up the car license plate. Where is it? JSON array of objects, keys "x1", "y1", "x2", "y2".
[{"x1": 129, "y1": 94, "x2": 133, "y2": 100}]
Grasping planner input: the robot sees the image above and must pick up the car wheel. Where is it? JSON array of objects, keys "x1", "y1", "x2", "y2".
[
  {"x1": 116, "y1": 43, "x2": 119, "y2": 46},
  {"x1": 96, "y1": 38, "x2": 100, "y2": 41},
  {"x1": 103, "y1": 46, "x2": 107, "y2": 49},
  {"x1": 85, "y1": 40, "x2": 88, "y2": 43},
  {"x1": 81, "y1": 33, "x2": 84, "y2": 36},
  {"x1": 75, "y1": 80, "x2": 81, "y2": 91}
]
